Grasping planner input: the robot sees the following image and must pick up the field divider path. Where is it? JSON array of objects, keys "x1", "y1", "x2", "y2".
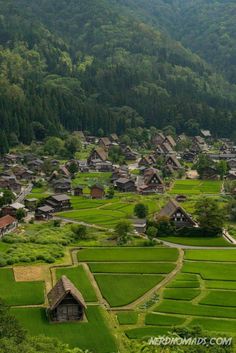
[
  {"x1": 81, "y1": 262, "x2": 110, "y2": 308},
  {"x1": 113, "y1": 248, "x2": 184, "y2": 311}
]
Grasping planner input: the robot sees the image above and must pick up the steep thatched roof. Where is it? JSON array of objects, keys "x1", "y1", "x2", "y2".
[
  {"x1": 47, "y1": 275, "x2": 87, "y2": 310},
  {"x1": 157, "y1": 199, "x2": 195, "y2": 225}
]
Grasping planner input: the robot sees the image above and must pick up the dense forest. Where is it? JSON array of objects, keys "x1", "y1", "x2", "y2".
[{"x1": 0, "y1": 0, "x2": 236, "y2": 146}]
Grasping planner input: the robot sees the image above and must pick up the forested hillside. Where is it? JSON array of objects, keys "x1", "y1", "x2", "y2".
[
  {"x1": 0, "y1": 0, "x2": 236, "y2": 146},
  {"x1": 116, "y1": 0, "x2": 236, "y2": 83}
]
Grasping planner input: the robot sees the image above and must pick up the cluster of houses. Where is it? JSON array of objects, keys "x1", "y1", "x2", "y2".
[{"x1": 1, "y1": 128, "x2": 236, "y2": 237}]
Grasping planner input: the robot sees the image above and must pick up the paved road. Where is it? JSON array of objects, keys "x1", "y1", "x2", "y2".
[{"x1": 156, "y1": 238, "x2": 236, "y2": 250}]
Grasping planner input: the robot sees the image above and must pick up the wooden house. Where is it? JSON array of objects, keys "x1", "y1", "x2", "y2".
[
  {"x1": 73, "y1": 186, "x2": 83, "y2": 196},
  {"x1": 0, "y1": 215, "x2": 18, "y2": 238},
  {"x1": 110, "y1": 133, "x2": 119, "y2": 143},
  {"x1": 161, "y1": 142, "x2": 174, "y2": 155},
  {"x1": 133, "y1": 219, "x2": 147, "y2": 234},
  {"x1": 163, "y1": 135, "x2": 176, "y2": 149},
  {"x1": 116, "y1": 178, "x2": 136, "y2": 192},
  {"x1": 0, "y1": 175, "x2": 21, "y2": 193},
  {"x1": 138, "y1": 155, "x2": 156, "y2": 168},
  {"x1": 200, "y1": 130, "x2": 211, "y2": 139},
  {"x1": 152, "y1": 133, "x2": 165, "y2": 146},
  {"x1": 46, "y1": 194, "x2": 71, "y2": 212},
  {"x1": 139, "y1": 168, "x2": 165, "y2": 194},
  {"x1": 90, "y1": 184, "x2": 105, "y2": 199},
  {"x1": 156, "y1": 199, "x2": 196, "y2": 228},
  {"x1": 122, "y1": 146, "x2": 138, "y2": 161},
  {"x1": 98, "y1": 137, "x2": 112, "y2": 150},
  {"x1": 2, "y1": 202, "x2": 26, "y2": 217},
  {"x1": 47, "y1": 276, "x2": 86, "y2": 322},
  {"x1": 53, "y1": 178, "x2": 72, "y2": 193},
  {"x1": 88, "y1": 147, "x2": 108, "y2": 165},
  {"x1": 35, "y1": 205, "x2": 54, "y2": 221},
  {"x1": 165, "y1": 155, "x2": 182, "y2": 171},
  {"x1": 228, "y1": 159, "x2": 236, "y2": 170},
  {"x1": 25, "y1": 198, "x2": 38, "y2": 211},
  {"x1": 27, "y1": 159, "x2": 44, "y2": 173}
]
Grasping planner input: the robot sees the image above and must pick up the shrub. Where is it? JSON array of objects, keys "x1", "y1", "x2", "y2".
[{"x1": 71, "y1": 224, "x2": 88, "y2": 240}]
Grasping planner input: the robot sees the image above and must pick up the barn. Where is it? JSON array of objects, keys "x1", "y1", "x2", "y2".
[{"x1": 47, "y1": 275, "x2": 87, "y2": 322}]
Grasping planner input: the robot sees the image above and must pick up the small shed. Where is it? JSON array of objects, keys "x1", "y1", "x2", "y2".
[
  {"x1": 47, "y1": 276, "x2": 87, "y2": 322},
  {"x1": 90, "y1": 184, "x2": 105, "y2": 199}
]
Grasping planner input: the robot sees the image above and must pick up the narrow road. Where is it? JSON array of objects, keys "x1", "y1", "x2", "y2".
[
  {"x1": 16, "y1": 183, "x2": 33, "y2": 203},
  {"x1": 156, "y1": 238, "x2": 236, "y2": 250}
]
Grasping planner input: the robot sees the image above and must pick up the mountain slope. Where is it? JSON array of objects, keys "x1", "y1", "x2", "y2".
[
  {"x1": 0, "y1": 0, "x2": 236, "y2": 147},
  {"x1": 114, "y1": 0, "x2": 236, "y2": 83}
]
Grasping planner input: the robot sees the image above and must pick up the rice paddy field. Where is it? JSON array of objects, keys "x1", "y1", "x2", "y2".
[
  {"x1": 6, "y1": 244, "x2": 236, "y2": 352},
  {"x1": 77, "y1": 247, "x2": 178, "y2": 307},
  {"x1": 169, "y1": 180, "x2": 222, "y2": 195},
  {"x1": 0, "y1": 268, "x2": 44, "y2": 305},
  {"x1": 125, "y1": 248, "x2": 236, "y2": 340},
  {"x1": 57, "y1": 194, "x2": 166, "y2": 228}
]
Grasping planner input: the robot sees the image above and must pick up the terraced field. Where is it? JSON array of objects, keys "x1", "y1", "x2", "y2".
[
  {"x1": 78, "y1": 247, "x2": 179, "y2": 307},
  {"x1": 169, "y1": 180, "x2": 222, "y2": 195},
  {"x1": 125, "y1": 249, "x2": 236, "y2": 339}
]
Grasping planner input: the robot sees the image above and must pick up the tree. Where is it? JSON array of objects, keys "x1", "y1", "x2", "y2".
[
  {"x1": 194, "y1": 154, "x2": 213, "y2": 179},
  {"x1": 44, "y1": 137, "x2": 64, "y2": 156},
  {"x1": 0, "y1": 300, "x2": 26, "y2": 343},
  {"x1": 32, "y1": 122, "x2": 46, "y2": 141},
  {"x1": 68, "y1": 161, "x2": 79, "y2": 176},
  {"x1": 65, "y1": 136, "x2": 81, "y2": 158},
  {"x1": 156, "y1": 216, "x2": 174, "y2": 236},
  {"x1": 195, "y1": 197, "x2": 225, "y2": 234},
  {"x1": 217, "y1": 160, "x2": 228, "y2": 180},
  {"x1": 134, "y1": 203, "x2": 148, "y2": 218},
  {"x1": 146, "y1": 226, "x2": 157, "y2": 239},
  {"x1": 115, "y1": 221, "x2": 133, "y2": 245},
  {"x1": 0, "y1": 132, "x2": 9, "y2": 156},
  {"x1": 15, "y1": 209, "x2": 26, "y2": 221},
  {"x1": 0, "y1": 190, "x2": 15, "y2": 207},
  {"x1": 71, "y1": 225, "x2": 88, "y2": 240},
  {"x1": 107, "y1": 186, "x2": 115, "y2": 199}
]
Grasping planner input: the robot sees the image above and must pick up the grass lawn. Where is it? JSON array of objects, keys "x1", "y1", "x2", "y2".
[
  {"x1": 117, "y1": 312, "x2": 138, "y2": 325},
  {"x1": 0, "y1": 268, "x2": 44, "y2": 305},
  {"x1": 154, "y1": 299, "x2": 236, "y2": 319},
  {"x1": 78, "y1": 248, "x2": 178, "y2": 262},
  {"x1": 159, "y1": 236, "x2": 232, "y2": 247},
  {"x1": 89, "y1": 262, "x2": 175, "y2": 274},
  {"x1": 199, "y1": 290, "x2": 236, "y2": 307},
  {"x1": 145, "y1": 313, "x2": 186, "y2": 326},
  {"x1": 95, "y1": 274, "x2": 163, "y2": 307},
  {"x1": 185, "y1": 249, "x2": 236, "y2": 262},
  {"x1": 125, "y1": 327, "x2": 171, "y2": 339},
  {"x1": 11, "y1": 306, "x2": 117, "y2": 353},
  {"x1": 189, "y1": 317, "x2": 236, "y2": 335},
  {"x1": 169, "y1": 180, "x2": 222, "y2": 195},
  {"x1": 182, "y1": 262, "x2": 236, "y2": 280},
  {"x1": 56, "y1": 265, "x2": 97, "y2": 302},
  {"x1": 163, "y1": 288, "x2": 201, "y2": 301}
]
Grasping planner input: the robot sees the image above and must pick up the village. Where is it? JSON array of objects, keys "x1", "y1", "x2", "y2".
[
  {"x1": 0, "y1": 128, "x2": 236, "y2": 237},
  {"x1": 0, "y1": 128, "x2": 236, "y2": 352}
]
